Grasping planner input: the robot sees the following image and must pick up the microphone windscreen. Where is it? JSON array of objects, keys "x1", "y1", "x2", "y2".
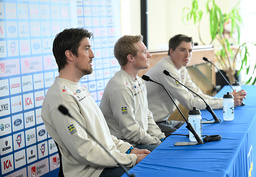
[
  {"x1": 163, "y1": 70, "x2": 169, "y2": 75},
  {"x1": 202, "y1": 57, "x2": 209, "y2": 62},
  {"x1": 58, "y1": 105, "x2": 69, "y2": 116},
  {"x1": 142, "y1": 75, "x2": 150, "y2": 81}
]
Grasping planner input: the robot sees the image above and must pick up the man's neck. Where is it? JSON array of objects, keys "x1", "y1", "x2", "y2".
[
  {"x1": 121, "y1": 65, "x2": 138, "y2": 79},
  {"x1": 59, "y1": 68, "x2": 83, "y2": 83}
]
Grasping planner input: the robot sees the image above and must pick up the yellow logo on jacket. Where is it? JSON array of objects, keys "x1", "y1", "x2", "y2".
[
  {"x1": 122, "y1": 107, "x2": 128, "y2": 114},
  {"x1": 68, "y1": 124, "x2": 77, "y2": 135}
]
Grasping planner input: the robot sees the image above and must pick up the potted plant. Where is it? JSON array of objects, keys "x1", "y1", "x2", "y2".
[{"x1": 183, "y1": 0, "x2": 256, "y2": 85}]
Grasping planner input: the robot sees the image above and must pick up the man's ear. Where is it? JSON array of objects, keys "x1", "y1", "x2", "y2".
[
  {"x1": 169, "y1": 49, "x2": 173, "y2": 56},
  {"x1": 127, "y1": 54, "x2": 134, "y2": 63},
  {"x1": 65, "y1": 50, "x2": 74, "y2": 62}
]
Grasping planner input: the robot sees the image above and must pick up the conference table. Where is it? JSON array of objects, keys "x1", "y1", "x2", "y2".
[{"x1": 122, "y1": 85, "x2": 256, "y2": 177}]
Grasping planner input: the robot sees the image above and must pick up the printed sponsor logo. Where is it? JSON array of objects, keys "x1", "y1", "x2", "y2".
[
  {"x1": 35, "y1": 90, "x2": 44, "y2": 107},
  {"x1": 27, "y1": 158, "x2": 49, "y2": 177},
  {"x1": 14, "y1": 149, "x2": 26, "y2": 169},
  {"x1": 49, "y1": 154, "x2": 60, "y2": 171},
  {"x1": 13, "y1": 131, "x2": 25, "y2": 150},
  {"x1": 44, "y1": 72, "x2": 54, "y2": 87},
  {"x1": 11, "y1": 83, "x2": 21, "y2": 89},
  {"x1": 12, "y1": 114, "x2": 24, "y2": 132},
  {"x1": 10, "y1": 77, "x2": 21, "y2": 94},
  {"x1": 23, "y1": 93, "x2": 34, "y2": 110},
  {"x1": 25, "y1": 128, "x2": 36, "y2": 146},
  {"x1": 48, "y1": 139, "x2": 57, "y2": 154},
  {"x1": 24, "y1": 110, "x2": 35, "y2": 129},
  {"x1": 0, "y1": 117, "x2": 11, "y2": 136},
  {"x1": 1, "y1": 154, "x2": 14, "y2": 174},
  {"x1": 11, "y1": 95, "x2": 22, "y2": 113},
  {"x1": 8, "y1": 25, "x2": 16, "y2": 34},
  {"x1": 14, "y1": 119, "x2": 22, "y2": 126},
  {"x1": 0, "y1": 59, "x2": 20, "y2": 77},
  {"x1": 16, "y1": 134, "x2": 22, "y2": 147},
  {"x1": 21, "y1": 57, "x2": 43, "y2": 74},
  {"x1": 38, "y1": 129, "x2": 45, "y2": 137},
  {"x1": 35, "y1": 108, "x2": 43, "y2": 125},
  {"x1": 0, "y1": 136, "x2": 12, "y2": 155},
  {"x1": 40, "y1": 143, "x2": 45, "y2": 156},
  {"x1": 0, "y1": 79, "x2": 9, "y2": 97},
  {"x1": 26, "y1": 145, "x2": 37, "y2": 164},
  {"x1": 38, "y1": 141, "x2": 48, "y2": 159},
  {"x1": 0, "y1": 22, "x2": 6, "y2": 38}
]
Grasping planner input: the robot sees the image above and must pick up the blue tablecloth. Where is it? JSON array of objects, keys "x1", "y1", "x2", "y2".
[{"x1": 123, "y1": 85, "x2": 256, "y2": 177}]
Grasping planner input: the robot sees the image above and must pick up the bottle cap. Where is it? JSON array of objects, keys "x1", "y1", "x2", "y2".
[
  {"x1": 188, "y1": 107, "x2": 201, "y2": 115},
  {"x1": 223, "y1": 92, "x2": 234, "y2": 98}
]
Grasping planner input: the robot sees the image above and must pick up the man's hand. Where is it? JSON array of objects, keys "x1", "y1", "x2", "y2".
[
  {"x1": 135, "y1": 154, "x2": 148, "y2": 164},
  {"x1": 131, "y1": 147, "x2": 150, "y2": 155},
  {"x1": 130, "y1": 148, "x2": 150, "y2": 164},
  {"x1": 231, "y1": 89, "x2": 247, "y2": 107}
]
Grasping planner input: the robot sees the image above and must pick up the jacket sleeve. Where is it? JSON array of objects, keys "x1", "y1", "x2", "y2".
[
  {"x1": 49, "y1": 98, "x2": 137, "y2": 168},
  {"x1": 146, "y1": 109, "x2": 165, "y2": 139},
  {"x1": 160, "y1": 67, "x2": 214, "y2": 111},
  {"x1": 184, "y1": 70, "x2": 223, "y2": 109},
  {"x1": 109, "y1": 86, "x2": 161, "y2": 145}
]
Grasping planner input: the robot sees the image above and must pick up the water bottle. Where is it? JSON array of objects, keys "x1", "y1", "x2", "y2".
[
  {"x1": 223, "y1": 92, "x2": 234, "y2": 121},
  {"x1": 188, "y1": 107, "x2": 202, "y2": 142},
  {"x1": 232, "y1": 81, "x2": 241, "y2": 92}
]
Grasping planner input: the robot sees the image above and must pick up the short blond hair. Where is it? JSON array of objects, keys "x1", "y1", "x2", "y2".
[{"x1": 114, "y1": 35, "x2": 143, "y2": 66}]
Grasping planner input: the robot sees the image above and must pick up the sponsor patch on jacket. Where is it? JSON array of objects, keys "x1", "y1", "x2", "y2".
[
  {"x1": 122, "y1": 107, "x2": 128, "y2": 114},
  {"x1": 68, "y1": 124, "x2": 77, "y2": 135}
]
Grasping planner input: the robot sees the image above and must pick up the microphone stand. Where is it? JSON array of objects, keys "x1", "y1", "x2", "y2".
[
  {"x1": 58, "y1": 105, "x2": 135, "y2": 177},
  {"x1": 203, "y1": 57, "x2": 245, "y2": 106},
  {"x1": 142, "y1": 75, "x2": 203, "y2": 146},
  {"x1": 163, "y1": 70, "x2": 220, "y2": 124}
]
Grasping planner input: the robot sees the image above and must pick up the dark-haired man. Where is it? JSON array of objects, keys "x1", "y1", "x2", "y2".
[
  {"x1": 41, "y1": 28, "x2": 149, "y2": 177},
  {"x1": 145, "y1": 34, "x2": 246, "y2": 136}
]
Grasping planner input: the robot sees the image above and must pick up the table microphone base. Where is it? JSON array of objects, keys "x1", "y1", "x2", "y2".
[
  {"x1": 174, "y1": 142, "x2": 201, "y2": 146},
  {"x1": 202, "y1": 120, "x2": 216, "y2": 124}
]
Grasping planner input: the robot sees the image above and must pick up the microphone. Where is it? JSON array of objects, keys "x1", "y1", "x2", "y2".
[
  {"x1": 58, "y1": 105, "x2": 135, "y2": 177},
  {"x1": 203, "y1": 57, "x2": 245, "y2": 106},
  {"x1": 142, "y1": 75, "x2": 203, "y2": 146},
  {"x1": 163, "y1": 70, "x2": 220, "y2": 123}
]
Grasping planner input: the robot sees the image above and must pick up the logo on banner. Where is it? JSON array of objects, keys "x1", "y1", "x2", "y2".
[
  {"x1": 4, "y1": 159, "x2": 13, "y2": 171},
  {"x1": 53, "y1": 156, "x2": 58, "y2": 167},
  {"x1": 31, "y1": 166, "x2": 36, "y2": 177},
  {"x1": 0, "y1": 62, "x2": 5, "y2": 75},
  {"x1": 40, "y1": 144, "x2": 45, "y2": 156},
  {"x1": 0, "y1": 25, "x2": 4, "y2": 35},
  {"x1": 25, "y1": 97, "x2": 33, "y2": 106},
  {"x1": 16, "y1": 134, "x2": 22, "y2": 147},
  {"x1": 2, "y1": 154, "x2": 14, "y2": 174},
  {"x1": 10, "y1": 41, "x2": 16, "y2": 55}
]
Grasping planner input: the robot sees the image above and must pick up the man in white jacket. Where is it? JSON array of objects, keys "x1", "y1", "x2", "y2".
[
  {"x1": 100, "y1": 35, "x2": 166, "y2": 151},
  {"x1": 42, "y1": 28, "x2": 149, "y2": 177},
  {"x1": 145, "y1": 34, "x2": 247, "y2": 136}
]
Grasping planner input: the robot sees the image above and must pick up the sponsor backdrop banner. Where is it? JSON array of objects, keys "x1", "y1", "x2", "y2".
[{"x1": 0, "y1": 0, "x2": 121, "y2": 176}]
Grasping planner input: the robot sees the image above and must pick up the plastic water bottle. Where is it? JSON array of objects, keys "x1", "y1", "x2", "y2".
[
  {"x1": 223, "y1": 92, "x2": 234, "y2": 121},
  {"x1": 188, "y1": 107, "x2": 202, "y2": 142},
  {"x1": 232, "y1": 81, "x2": 241, "y2": 92}
]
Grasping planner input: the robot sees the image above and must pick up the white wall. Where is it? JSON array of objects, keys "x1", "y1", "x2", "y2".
[{"x1": 120, "y1": 0, "x2": 240, "y2": 51}]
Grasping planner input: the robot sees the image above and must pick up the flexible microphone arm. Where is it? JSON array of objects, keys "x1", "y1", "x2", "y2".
[
  {"x1": 202, "y1": 57, "x2": 234, "y2": 91},
  {"x1": 142, "y1": 75, "x2": 203, "y2": 145},
  {"x1": 203, "y1": 57, "x2": 245, "y2": 106},
  {"x1": 58, "y1": 105, "x2": 135, "y2": 177},
  {"x1": 163, "y1": 70, "x2": 220, "y2": 123}
]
